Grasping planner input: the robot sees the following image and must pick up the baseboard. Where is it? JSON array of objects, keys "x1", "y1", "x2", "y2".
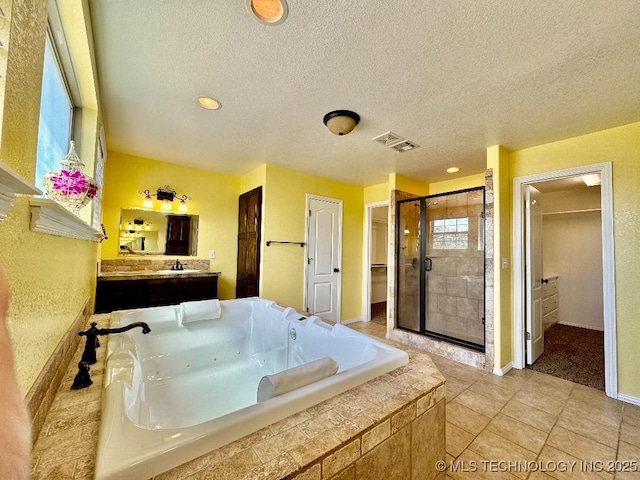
[
  {"x1": 558, "y1": 321, "x2": 604, "y2": 332},
  {"x1": 25, "y1": 297, "x2": 92, "y2": 444},
  {"x1": 617, "y1": 393, "x2": 640, "y2": 406},
  {"x1": 493, "y1": 362, "x2": 513, "y2": 376},
  {"x1": 341, "y1": 316, "x2": 364, "y2": 325}
]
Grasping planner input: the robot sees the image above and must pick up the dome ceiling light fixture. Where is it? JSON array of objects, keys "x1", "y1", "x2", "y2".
[
  {"x1": 323, "y1": 110, "x2": 360, "y2": 136},
  {"x1": 196, "y1": 96, "x2": 221, "y2": 110},
  {"x1": 247, "y1": 0, "x2": 288, "y2": 25}
]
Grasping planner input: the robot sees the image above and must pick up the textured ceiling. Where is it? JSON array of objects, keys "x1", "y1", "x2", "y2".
[{"x1": 88, "y1": 0, "x2": 640, "y2": 186}]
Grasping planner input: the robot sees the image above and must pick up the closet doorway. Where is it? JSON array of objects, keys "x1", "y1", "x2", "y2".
[{"x1": 513, "y1": 163, "x2": 617, "y2": 397}]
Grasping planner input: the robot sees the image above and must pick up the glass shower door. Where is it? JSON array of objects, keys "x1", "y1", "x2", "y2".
[{"x1": 396, "y1": 188, "x2": 485, "y2": 351}]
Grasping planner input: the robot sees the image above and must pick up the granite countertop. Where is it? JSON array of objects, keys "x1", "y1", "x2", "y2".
[{"x1": 98, "y1": 270, "x2": 221, "y2": 280}]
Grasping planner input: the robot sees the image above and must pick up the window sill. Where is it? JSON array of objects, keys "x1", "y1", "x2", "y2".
[
  {"x1": 0, "y1": 161, "x2": 41, "y2": 222},
  {"x1": 29, "y1": 198, "x2": 102, "y2": 242}
]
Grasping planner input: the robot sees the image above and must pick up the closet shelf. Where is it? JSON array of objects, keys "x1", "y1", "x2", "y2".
[{"x1": 543, "y1": 208, "x2": 601, "y2": 216}]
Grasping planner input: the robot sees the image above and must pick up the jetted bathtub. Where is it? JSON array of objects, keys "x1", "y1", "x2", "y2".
[{"x1": 96, "y1": 297, "x2": 409, "y2": 480}]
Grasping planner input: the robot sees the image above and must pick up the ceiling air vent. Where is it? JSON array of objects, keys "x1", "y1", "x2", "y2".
[
  {"x1": 372, "y1": 131, "x2": 404, "y2": 147},
  {"x1": 390, "y1": 140, "x2": 419, "y2": 152}
]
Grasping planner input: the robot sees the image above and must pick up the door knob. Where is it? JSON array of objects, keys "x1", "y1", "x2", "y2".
[{"x1": 333, "y1": 268, "x2": 340, "y2": 273}]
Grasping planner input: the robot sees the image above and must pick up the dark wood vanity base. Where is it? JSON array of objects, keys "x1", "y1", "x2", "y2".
[{"x1": 95, "y1": 271, "x2": 220, "y2": 313}]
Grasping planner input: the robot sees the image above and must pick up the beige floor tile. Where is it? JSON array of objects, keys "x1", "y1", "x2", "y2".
[
  {"x1": 450, "y1": 389, "x2": 506, "y2": 418},
  {"x1": 620, "y1": 422, "x2": 640, "y2": 448},
  {"x1": 615, "y1": 441, "x2": 640, "y2": 479},
  {"x1": 517, "y1": 381, "x2": 571, "y2": 406},
  {"x1": 475, "y1": 373, "x2": 525, "y2": 394},
  {"x1": 527, "y1": 472, "x2": 555, "y2": 479},
  {"x1": 446, "y1": 422, "x2": 475, "y2": 458},
  {"x1": 468, "y1": 381, "x2": 516, "y2": 404},
  {"x1": 448, "y1": 449, "x2": 519, "y2": 480},
  {"x1": 467, "y1": 430, "x2": 537, "y2": 479},
  {"x1": 485, "y1": 413, "x2": 548, "y2": 454},
  {"x1": 563, "y1": 397, "x2": 623, "y2": 430},
  {"x1": 570, "y1": 384, "x2": 621, "y2": 411},
  {"x1": 537, "y1": 445, "x2": 612, "y2": 480},
  {"x1": 445, "y1": 378, "x2": 470, "y2": 403},
  {"x1": 529, "y1": 371, "x2": 575, "y2": 392},
  {"x1": 500, "y1": 398, "x2": 558, "y2": 433},
  {"x1": 556, "y1": 406, "x2": 620, "y2": 449},
  {"x1": 511, "y1": 389, "x2": 566, "y2": 417},
  {"x1": 546, "y1": 425, "x2": 616, "y2": 464},
  {"x1": 446, "y1": 401, "x2": 492, "y2": 436},
  {"x1": 622, "y1": 403, "x2": 640, "y2": 429}
]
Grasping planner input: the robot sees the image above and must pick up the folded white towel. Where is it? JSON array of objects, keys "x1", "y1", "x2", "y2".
[
  {"x1": 179, "y1": 299, "x2": 221, "y2": 324},
  {"x1": 257, "y1": 357, "x2": 339, "y2": 402}
]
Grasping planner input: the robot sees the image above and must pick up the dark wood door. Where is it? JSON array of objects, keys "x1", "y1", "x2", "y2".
[
  {"x1": 236, "y1": 187, "x2": 262, "y2": 298},
  {"x1": 165, "y1": 215, "x2": 191, "y2": 255}
]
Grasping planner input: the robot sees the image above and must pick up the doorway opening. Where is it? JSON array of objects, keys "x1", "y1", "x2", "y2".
[
  {"x1": 363, "y1": 203, "x2": 389, "y2": 326},
  {"x1": 512, "y1": 162, "x2": 617, "y2": 397},
  {"x1": 396, "y1": 187, "x2": 486, "y2": 351}
]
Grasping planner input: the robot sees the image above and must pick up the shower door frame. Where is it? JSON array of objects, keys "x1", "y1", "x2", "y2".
[{"x1": 396, "y1": 186, "x2": 486, "y2": 352}]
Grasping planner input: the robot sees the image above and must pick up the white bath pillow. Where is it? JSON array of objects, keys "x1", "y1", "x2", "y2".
[
  {"x1": 179, "y1": 299, "x2": 221, "y2": 324},
  {"x1": 257, "y1": 357, "x2": 339, "y2": 402}
]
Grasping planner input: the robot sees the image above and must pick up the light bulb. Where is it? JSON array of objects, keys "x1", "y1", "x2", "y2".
[
  {"x1": 142, "y1": 197, "x2": 153, "y2": 208},
  {"x1": 178, "y1": 201, "x2": 188, "y2": 212},
  {"x1": 161, "y1": 199, "x2": 172, "y2": 211}
]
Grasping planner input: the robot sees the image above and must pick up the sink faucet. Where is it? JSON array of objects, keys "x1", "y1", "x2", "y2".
[
  {"x1": 170, "y1": 258, "x2": 184, "y2": 271},
  {"x1": 78, "y1": 321, "x2": 151, "y2": 365}
]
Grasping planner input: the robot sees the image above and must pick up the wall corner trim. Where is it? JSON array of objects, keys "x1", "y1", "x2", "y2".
[{"x1": 492, "y1": 362, "x2": 513, "y2": 376}]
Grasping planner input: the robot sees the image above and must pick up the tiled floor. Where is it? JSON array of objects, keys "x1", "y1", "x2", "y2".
[{"x1": 348, "y1": 321, "x2": 640, "y2": 480}]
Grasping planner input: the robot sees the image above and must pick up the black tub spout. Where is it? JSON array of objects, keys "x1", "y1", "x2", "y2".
[{"x1": 78, "y1": 321, "x2": 151, "y2": 365}]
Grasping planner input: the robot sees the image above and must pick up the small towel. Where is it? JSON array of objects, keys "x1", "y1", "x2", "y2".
[
  {"x1": 257, "y1": 357, "x2": 339, "y2": 402},
  {"x1": 179, "y1": 299, "x2": 221, "y2": 324}
]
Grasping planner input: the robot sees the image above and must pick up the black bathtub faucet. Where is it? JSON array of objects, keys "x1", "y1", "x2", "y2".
[{"x1": 78, "y1": 321, "x2": 151, "y2": 365}]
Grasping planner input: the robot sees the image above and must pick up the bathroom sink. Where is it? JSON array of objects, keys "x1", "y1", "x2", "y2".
[{"x1": 156, "y1": 269, "x2": 202, "y2": 274}]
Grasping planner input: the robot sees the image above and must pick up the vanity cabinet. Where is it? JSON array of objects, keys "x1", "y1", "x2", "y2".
[{"x1": 95, "y1": 273, "x2": 219, "y2": 313}]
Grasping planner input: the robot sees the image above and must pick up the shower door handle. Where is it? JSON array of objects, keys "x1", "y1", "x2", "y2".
[{"x1": 425, "y1": 257, "x2": 432, "y2": 272}]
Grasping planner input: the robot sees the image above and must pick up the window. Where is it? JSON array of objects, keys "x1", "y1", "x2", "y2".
[
  {"x1": 35, "y1": 34, "x2": 74, "y2": 192},
  {"x1": 432, "y1": 217, "x2": 469, "y2": 250}
]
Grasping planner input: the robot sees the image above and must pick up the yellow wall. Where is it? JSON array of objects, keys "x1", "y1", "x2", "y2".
[
  {"x1": 0, "y1": 0, "x2": 101, "y2": 392},
  {"x1": 428, "y1": 173, "x2": 485, "y2": 195},
  {"x1": 510, "y1": 121, "x2": 640, "y2": 398},
  {"x1": 364, "y1": 182, "x2": 389, "y2": 204},
  {"x1": 262, "y1": 165, "x2": 364, "y2": 321},
  {"x1": 101, "y1": 152, "x2": 240, "y2": 300},
  {"x1": 389, "y1": 173, "x2": 430, "y2": 196},
  {"x1": 487, "y1": 146, "x2": 511, "y2": 370}
]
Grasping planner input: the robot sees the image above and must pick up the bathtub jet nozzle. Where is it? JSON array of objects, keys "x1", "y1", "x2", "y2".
[{"x1": 78, "y1": 321, "x2": 151, "y2": 366}]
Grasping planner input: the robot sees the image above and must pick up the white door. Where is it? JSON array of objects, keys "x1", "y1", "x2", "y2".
[
  {"x1": 525, "y1": 185, "x2": 544, "y2": 364},
  {"x1": 306, "y1": 195, "x2": 342, "y2": 323}
]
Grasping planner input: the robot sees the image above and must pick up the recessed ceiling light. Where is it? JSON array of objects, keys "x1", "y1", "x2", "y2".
[
  {"x1": 446, "y1": 167, "x2": 460, "y2": 174},
  {"x1": 196, "y1": 96, "x2": 221, "y2": 110},
  {"x1": 247, "y1": 0, "x2": 288, "y2": 25}
]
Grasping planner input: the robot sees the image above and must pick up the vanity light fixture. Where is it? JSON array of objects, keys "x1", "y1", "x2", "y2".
[{"x1": 138, "y1": 185, "x2": 191, "y2": 211}]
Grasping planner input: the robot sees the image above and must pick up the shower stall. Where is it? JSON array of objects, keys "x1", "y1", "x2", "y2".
[{"x1": 396, "y1": 187, "x2": 486, "y2": 351}]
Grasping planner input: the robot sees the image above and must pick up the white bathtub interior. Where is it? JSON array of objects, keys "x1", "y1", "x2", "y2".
[{"x1": 96, "y1": 298, "x2": 409, "y2": 480}]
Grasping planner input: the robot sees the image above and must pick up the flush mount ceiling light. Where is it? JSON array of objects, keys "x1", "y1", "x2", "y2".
[
  {"x1": 247, "y1": 0, "x2": 288, "y2": 25},
  {"x1": 196, "y1": 96, "x2": 221, "y2": 110},
  {"x1": 323, "y1": 110, "x2": 360, "y2": 136},
  {"x1": 581, "y1": 173, "x2": 601, "y2": 187},
  {"x1": 446, "y1": 167, "x2": 460, "y2": 174}
]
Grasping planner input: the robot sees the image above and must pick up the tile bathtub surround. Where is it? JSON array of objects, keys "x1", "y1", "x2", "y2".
[
  {"x1": 31, "y1": 316, "x2": 447, "y2": 480},
  {"x1": 99, "y1": 258, "x2": 211, "y2": 273},
  {"x1": 25, "y1": 298, "x2": 93, "y2": 445}
]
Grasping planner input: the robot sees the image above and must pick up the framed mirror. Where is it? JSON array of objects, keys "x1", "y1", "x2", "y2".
[{"x1": 119, "y1": 208, "x2": 199, "y2": 256}]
